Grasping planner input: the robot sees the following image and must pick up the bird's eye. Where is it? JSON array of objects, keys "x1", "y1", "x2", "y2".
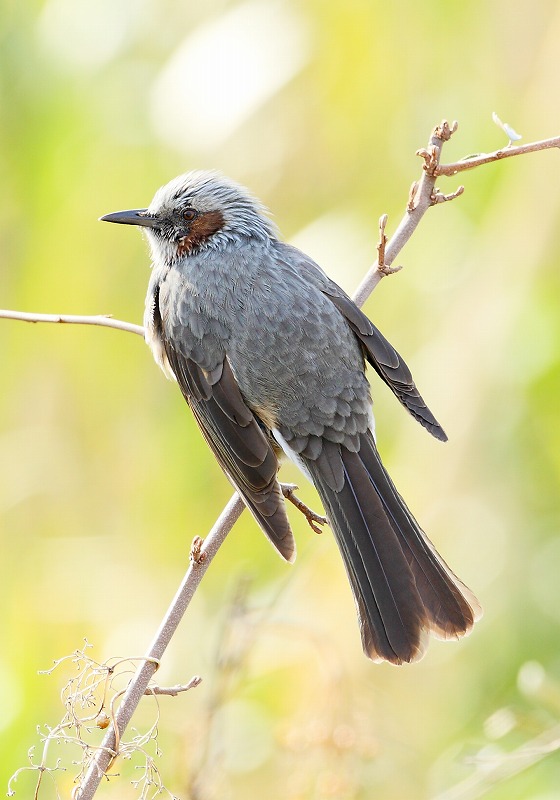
[{"x1": 182, "y1": 208, "x2": 196, "y2": 221}]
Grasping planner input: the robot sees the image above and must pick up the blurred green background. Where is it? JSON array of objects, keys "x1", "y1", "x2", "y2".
[{"x1": 1, "y1": 1, "x2": 560, "y2": 798}]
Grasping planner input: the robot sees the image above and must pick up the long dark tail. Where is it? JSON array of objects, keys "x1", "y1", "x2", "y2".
[{"x1": 305, "y1": 432, "x2": 481, "y2": 664}]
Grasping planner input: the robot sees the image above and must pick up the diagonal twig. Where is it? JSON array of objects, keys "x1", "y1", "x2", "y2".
[{"x1": 352, "y1": 119, "x2": 458, "y2": 306}]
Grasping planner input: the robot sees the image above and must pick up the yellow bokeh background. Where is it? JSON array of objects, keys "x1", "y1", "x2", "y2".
[{"x1": 1, "y1": 1, "x2": 560, "y2": 798}]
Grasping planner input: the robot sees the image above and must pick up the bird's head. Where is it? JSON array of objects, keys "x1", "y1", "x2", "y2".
[{"x1": 100, "y1": 170, "x2": 278, "y2": 264}]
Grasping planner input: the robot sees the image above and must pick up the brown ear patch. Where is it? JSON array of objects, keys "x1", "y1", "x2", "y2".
[{"x1": 177, "y1": 210, "x2": 225, "y2": 256}]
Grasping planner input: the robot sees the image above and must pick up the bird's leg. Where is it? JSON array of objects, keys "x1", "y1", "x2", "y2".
[{"x1": 280, "y1": 483, "x2": 327, "y2": 534}]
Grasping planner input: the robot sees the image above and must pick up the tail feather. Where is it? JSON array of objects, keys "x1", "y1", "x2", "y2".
[
  {"x1": 356, "y1": 436, "x2": 481, "y2": 637},
  {"x1": 305, "y1": 431, "x2": 480, "y2": 663},
  {"x1": 309, "y1": 448, "x2": 427, "y2": 664}
]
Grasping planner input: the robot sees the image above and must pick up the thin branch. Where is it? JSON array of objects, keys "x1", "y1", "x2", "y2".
[
  {"x1": 436, "y1": 134, "x2": 560, "y2": 177},
  {"x1": 145, "y1": 677, "x2": 203, "y2": 697},
  {"x1": 75, "y1": 493, "x2": 244, "y2": 799},
  {"x1": 0, "y1": 309, "x2": 144, "y2": 337},
  {"x1": 431, "y1": 185, "x2": 465, "y2": 204},
  {"x1": 352, "y1": 119, "x2": 458, "y2": 306},
  {"x1": 375, "y1": 213, "x2": 403, "y2": 277}
]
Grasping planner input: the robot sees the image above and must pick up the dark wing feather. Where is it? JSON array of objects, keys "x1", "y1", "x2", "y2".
[
  {"x1": 164, "y1": 343, "x2": 295, "y2": 562},
  {"x1": 277, "y1": 243, "x2": 447, "y2": 442},
  {"x1": 324, "y1": 291, "x2": 447, "y2": 442}
]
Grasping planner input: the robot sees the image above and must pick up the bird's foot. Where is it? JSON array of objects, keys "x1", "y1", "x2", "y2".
[{"x1": 280, "y1": 483, "x2": 327, "y2": 535}]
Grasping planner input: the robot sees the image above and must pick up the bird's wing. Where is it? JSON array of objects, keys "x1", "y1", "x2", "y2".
[
  {"x1": 322, "y1": 291, "x2": 447, "y2": 442},
  {"x1": 161, "y1": 334, "x2": 295, "y2": 563},
  {"x1": 277, "y1": 243, "x2": 447, "y2": 442}
]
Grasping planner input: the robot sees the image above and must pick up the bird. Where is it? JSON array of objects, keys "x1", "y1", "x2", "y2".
[{"x1": 101, "y1": 170, "x2": 481, "y2": 664}]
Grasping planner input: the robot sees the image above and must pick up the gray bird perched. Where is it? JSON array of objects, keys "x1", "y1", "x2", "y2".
[{"x1": 101, "y1": 171, "x2": 481, "y2": 664}]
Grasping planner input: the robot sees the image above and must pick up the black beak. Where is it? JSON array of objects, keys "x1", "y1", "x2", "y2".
[{"x1": 99, "y1": 209, "x2": 160, "y2": 228}]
